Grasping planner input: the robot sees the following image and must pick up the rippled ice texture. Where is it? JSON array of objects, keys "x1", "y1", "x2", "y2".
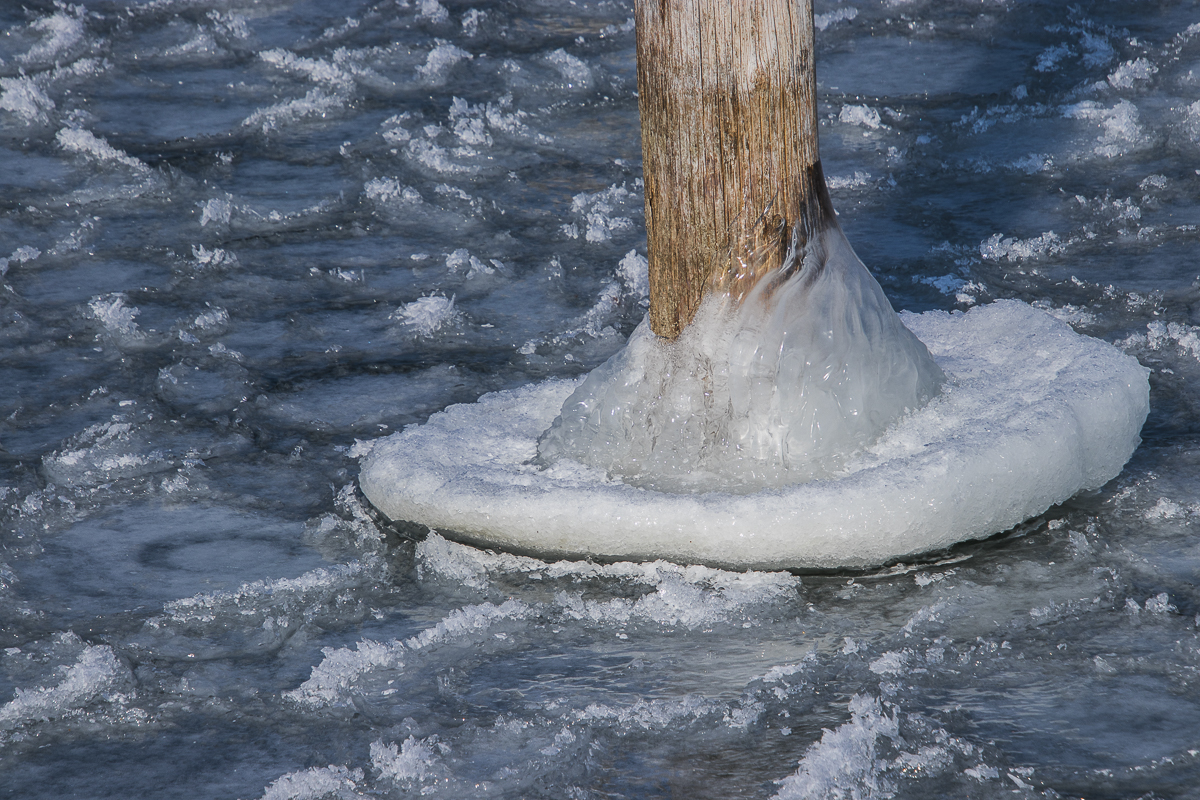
[{"x1": 2, "y1": 0, "x2": 1200, "y2": 798}]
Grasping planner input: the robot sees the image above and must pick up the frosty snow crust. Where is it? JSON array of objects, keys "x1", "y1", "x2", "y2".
[
  {"x1": 360, "y1": 301, "x2": 1149, "y2": 569},
  {"x1": 537, "y1": 224, "x2": 946, "y2": 492}
]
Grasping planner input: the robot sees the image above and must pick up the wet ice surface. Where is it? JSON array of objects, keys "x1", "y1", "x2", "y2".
[{"x1": 1, "y1": 0, "x2": 1200, "y2": 797}]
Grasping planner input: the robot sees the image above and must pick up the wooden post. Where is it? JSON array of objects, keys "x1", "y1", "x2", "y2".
[{"x1": 635, "y1": 0, "x2": 831, "y2": 340}]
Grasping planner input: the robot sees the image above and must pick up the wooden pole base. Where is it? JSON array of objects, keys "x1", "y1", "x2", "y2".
[{"x1": 636, "y1": 0, "x2": 831, "y2": 340}]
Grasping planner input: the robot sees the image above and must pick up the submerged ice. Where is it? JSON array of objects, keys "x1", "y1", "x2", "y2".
[{"x1": 538, "y1": 223, "x2": 945, "y2": 492}]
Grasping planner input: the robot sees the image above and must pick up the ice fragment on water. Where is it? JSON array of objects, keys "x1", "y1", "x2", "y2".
[
  {"x1": 1108, "y1": 58, "x2": 1158, "y2": 89},
  {"x1": 1062, "y1": 99, "x2": 1146, "y2": 157},
  {"x1": 815, "y1": 7, "x2": 858, "y2": 31},
  {"x1": 0, "y1": 76, "x2": 56, "y2": 123},
  {"x1": 979, "y1": 231, "x2": 1067, "y2": 262},
  {"x1": 772, "y1": 695, "x2": 900, "y2": 800},
  {"x1": 416, "y1": 42, "x2": 472, "y2": 84},
  {"x1": 1144, "y1": 593, "x2": 1175, "y2": 614},
  {"x1": 56, "y1": 127, "x2": 150, "y2": 173},
  {"x1": 391, "y1": 294, "x2": 460, "y2": 337},
  {"x1": 0, "y1": 637, "x2": 129, "y2": 731},
  {"x1": 1036, "y1": 43, "x2": 1073, "y2": 73},
  {"x1": 199, "y1": 195, "x2": 233, "y2": 227},
  {"x1": 371, "y1": 736, "x2": 441, "y2": 783},
  {"x1": 0, "y1": 246, "x2": 40, "y2": 277},
  {"x1": 616, "y1": 249, "x2": 649, "y2": 301},
  {"x1": 839, "y1": 103, "x2": 883, "y2": 129},
  {"x1": 258, "y1": 765, "x2": 364, "y2": 800},
  {"x1": 85, "y1": 293, "x2": 144, "y2": 340},
  {"x1": 418, "y1": 0, "x2": 449, "y2": 23},
  {"x1": 826, "y1": 171, "x2": 873, "y2": 189},
  {"x1": 19, "y1": 6, "x2": 87, "y2": 66},
  {"x1": 363, "y1": 177, "x2": 421, "y2": 205},
  {"x1": 546, "y1": 48, "x2": 592, "y2": 88},
  {"x1": 243, "y1": 88, "x2": 348, "y2": 133}
]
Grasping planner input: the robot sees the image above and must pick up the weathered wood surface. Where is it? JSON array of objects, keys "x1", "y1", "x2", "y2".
[{"x1": 635, "y1": 0, "x2": 831, "y2": 339}]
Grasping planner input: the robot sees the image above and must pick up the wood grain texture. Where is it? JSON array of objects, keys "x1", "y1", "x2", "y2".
[{"x1": 635, "y1": 0, "x2": 830, "y2": 339}]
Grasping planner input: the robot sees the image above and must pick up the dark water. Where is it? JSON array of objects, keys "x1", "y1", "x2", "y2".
[{"x1": 2, "y1": 0, "x2": 1200, "y2": 797}]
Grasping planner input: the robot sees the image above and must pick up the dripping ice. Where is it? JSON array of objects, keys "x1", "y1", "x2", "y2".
[{"x1": 537, "y1": 221, "x2": 946, "y2": 493}]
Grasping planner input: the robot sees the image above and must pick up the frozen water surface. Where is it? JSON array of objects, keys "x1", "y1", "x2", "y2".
[{"x1": 2, "y1": 0, "x2": 1200, "y2": 798}]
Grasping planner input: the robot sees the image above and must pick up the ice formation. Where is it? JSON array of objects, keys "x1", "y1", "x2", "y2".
[
  {"x1": 537, "y1": 223, "x2": 946, "y2": 492},
  {"x1": 360, "y1": 301, "x2": 1148, "y2": 569}
]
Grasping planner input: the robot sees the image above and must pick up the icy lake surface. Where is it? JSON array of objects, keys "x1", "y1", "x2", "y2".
[{"x1": 2, "y1": 0, "x2": 1200, "y2": 798}]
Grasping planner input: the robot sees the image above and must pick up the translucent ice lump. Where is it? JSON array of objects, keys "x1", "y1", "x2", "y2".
[{"x1": 536, "y1": 224, "x2": 946, "y2": 493}]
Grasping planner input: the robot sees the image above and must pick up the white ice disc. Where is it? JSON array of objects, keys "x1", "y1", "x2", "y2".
[{"x1": 359, "y1": 301, "x2": 1149, "y2": 570}]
